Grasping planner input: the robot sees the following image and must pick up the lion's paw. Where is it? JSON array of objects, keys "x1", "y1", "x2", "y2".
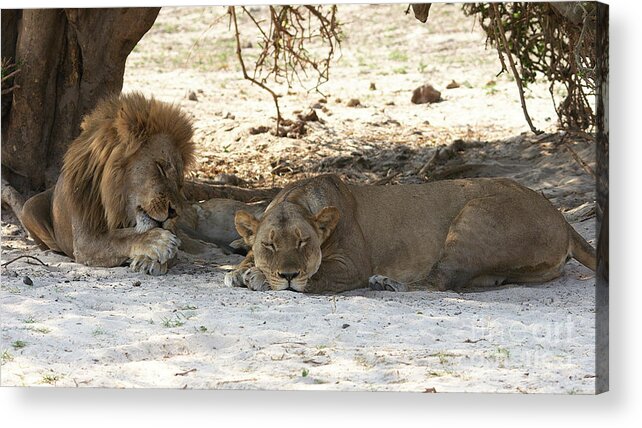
[
  {"x1": 130, "y1": 256, "x2": 169, "y2": 276},
  {"x1": 224, "y1": 269, "x2": 247, "y2": 288},
  {"x1": 368, "y1": 275, "x2": 408, "y2": 292},
  {"x1": 131, "y1": 228, "x2": 180, "y2": 265},
  {"x1": 243, "y1": 267, "x2": 270, "y2": 291}
]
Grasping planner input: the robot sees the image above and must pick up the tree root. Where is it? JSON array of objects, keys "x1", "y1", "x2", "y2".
[
  {"x1": 1, "y1": 178, "x2": 25, "y2": 217},
  {"x1": 183, "y1": 180, "x2": 280, "y2": 203}
]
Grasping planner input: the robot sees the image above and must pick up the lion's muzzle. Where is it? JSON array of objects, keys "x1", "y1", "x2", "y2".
[
  {"x1": 142, "y1": 195, "x2": 178, "y2": 222},
  {"x1": 135, "y1": 200, "x2": 178, "y2": 234}
]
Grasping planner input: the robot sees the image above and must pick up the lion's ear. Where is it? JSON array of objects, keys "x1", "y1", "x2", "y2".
[
  {"x1": 235, "y1": 210, "x2": 260, "y2": 246},
  {"x1": 313, "y1": 206, "x2": 340, "y2": 243}
]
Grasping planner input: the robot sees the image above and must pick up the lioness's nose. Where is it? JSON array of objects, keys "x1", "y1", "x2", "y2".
[{"x1": 278, "y1": 271, "x2": 300, "y2": 282}]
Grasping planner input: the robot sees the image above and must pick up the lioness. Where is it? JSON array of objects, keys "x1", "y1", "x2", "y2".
[
  {"x1": 225, "y1": 174, "x2": 596, "y2": 293},
  {"x1": 21, "y1": 92, "x2": 194, "y2": 275}
]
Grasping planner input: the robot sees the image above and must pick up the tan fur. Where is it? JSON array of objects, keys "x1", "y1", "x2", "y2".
[
  {"x1": 21, "y1": 92, "x2": 194, "y2": 275},
  {"x1": 226, "y1": 174, "x2": 596, "y2": 293},
  {"x1": 177, "y1": 199, "x2": 269, "y2": 254},
  {"x1": 62, "y1": 92, "x2": 194, "y2": 232}
]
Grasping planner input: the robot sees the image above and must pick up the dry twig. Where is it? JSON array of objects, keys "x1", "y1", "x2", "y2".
[
  {"x1": 228, "y1": 5, "x2": 341, "y2": 130},
  {"x1": 560, "y1": 135, "x2": 596, "y2": 178},
  {"x1": 1, "y1": 255, "x2": 48, "y2": 268},
  {"x1": 230, "y1": 7, "x2": 283, "y2": 130},
  {"x1": 1, "y1": 58, "x2": 21, "y2": 95},
  {"x1": 490, "y1": 3, "x2": 542, "y2": 135}
]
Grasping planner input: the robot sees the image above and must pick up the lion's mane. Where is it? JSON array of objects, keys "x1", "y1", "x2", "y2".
[{"x1": 61, "y1": 92, "x2": 195, "y2": 232}]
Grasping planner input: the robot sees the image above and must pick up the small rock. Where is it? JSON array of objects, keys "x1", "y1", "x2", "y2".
[
  {"x1": 224, "y1": 112, "x2": 235, "y2": 120},
  {"x1": 187, "y1": 91, "x2": 198, "y2": 101},
  {"x1": 446, "y1": 80, "x2": 460, "y2": 89},
  {"x1": 369, "y1": 82, "x2": 377, "y2": 90},
  {"x1": 335, "y1": 97, "x2": 342, "y2": 104},
  {"x1": 311, "y1": 103, "x2": 322, "y2": 109},
  {"x1": 249, "y1": 125, "x2": 270, "y2": 135},
  {"x1": 342, "y1": 323, "x2": 350, "y2": 329},
  {"x1": 385, "y1": 101, "x2": 395, "y2": 106},
  {"x1": 197, "y1": 89, "x2": 204, "y2": 94},
  {"x1": 298, "y1": 109, "x2": 320, "y2": 122},
  {"x1": 411, "y1": 84, "x2": 441, "y2": 104},
  {"x1": 132, "y1": 280, "x2": 141, "y2": 287},
  {"x1": 346, "y1": 98, "x2": 361, "y2": 107},
  {"x1": 23, "y1": 276, "x2": 33, "y2": 286},
  {"x1": 318, "y1": 98, "x2": 327, "y2": 104}
]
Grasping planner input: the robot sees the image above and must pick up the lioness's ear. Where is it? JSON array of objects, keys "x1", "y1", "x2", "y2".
[
  {"x1": 235, "y1": 210, "x2": 260, "y2": 245},
  {"x1": 313, "y1": 206, "x2": 340, "y2": 243}
]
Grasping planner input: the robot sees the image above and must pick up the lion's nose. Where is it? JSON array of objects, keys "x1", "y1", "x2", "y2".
[{"x1": 278, "y1": 271, "x2": 300, "y2": 282}]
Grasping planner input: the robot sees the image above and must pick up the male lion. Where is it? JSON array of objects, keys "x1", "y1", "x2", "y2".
[
  {"x1": 225, "y1": 174, "x2": 596, "y2": 293},
  {"x1": 21, "y1": 92, "x2": 194, "y2": 275}
]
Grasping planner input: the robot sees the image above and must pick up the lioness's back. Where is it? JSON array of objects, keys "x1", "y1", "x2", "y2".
[{"x1": 347, "y1": 178, "x2": 567, "y2": 282}]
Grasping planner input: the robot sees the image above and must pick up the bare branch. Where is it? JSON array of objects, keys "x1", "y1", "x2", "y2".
[
  {"x1": 228, "y1": 5, "x2": 341, "y2": 129},
  {"x1": 230, "y1": 6, "x2": 282, "y2": 130},
  {"x1": 490, "y1": 3, "x2": 542, "y2": 135}
]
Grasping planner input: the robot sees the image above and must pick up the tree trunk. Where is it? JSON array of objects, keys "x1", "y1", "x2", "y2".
[{"x1": 1, "y1": 8, "x2": 160, "y2": 194}]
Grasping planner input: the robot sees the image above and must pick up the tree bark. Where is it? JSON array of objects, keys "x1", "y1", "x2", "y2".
[{"x1": 1, "y1": 8, "x2": 160, "y2": 194}]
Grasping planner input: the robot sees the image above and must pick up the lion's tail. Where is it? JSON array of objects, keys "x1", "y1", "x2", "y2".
[{"x1": 568, "y1": 224, "x2": 597, "y2": 272}]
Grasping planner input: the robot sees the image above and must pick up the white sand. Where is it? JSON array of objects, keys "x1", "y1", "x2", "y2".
[{"x1": 0, "y1": 218, "x2": 595, "y2": 393}]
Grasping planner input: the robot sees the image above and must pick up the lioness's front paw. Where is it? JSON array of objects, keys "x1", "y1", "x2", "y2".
[
  {"x1": 130, "y1": 256, "x2": 168, "y2": 276},
  {"x1": 131, "y1": 228, "x2": 180, "y2": 265},
  {"x1": 369, "y1": 275, "x2": 408, "y2": 292},
  {"x1": 224, "y1": 269, "x2": 247, "y2": 288},
  {"x1": 243, "y1": 267, "x2": 270, "y2": 291}
]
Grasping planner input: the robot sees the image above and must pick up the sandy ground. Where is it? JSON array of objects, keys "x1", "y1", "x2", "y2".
[{"x1": 1, "y1": 4, "x2": 597, "y2": 393}]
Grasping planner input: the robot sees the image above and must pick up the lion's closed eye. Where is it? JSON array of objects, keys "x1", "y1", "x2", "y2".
[
  {"x1": 262, "y1": 242, "x2": 276, "y2": 251},
  {"x1": 156, "y1": 162, "x2": 167, "y2": 178}
]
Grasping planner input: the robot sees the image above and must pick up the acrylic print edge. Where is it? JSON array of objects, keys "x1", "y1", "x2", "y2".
[{"x1": 595, "y1": 0, "x2": 609, "y2": 395}]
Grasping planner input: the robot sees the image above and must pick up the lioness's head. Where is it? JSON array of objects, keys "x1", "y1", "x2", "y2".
[
  {"x1": 235, "y1": 202, "x2": 340, "y2": 291},
  {"x1": 62, "y1": 92, "x2": 195, "y2": 233}
]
